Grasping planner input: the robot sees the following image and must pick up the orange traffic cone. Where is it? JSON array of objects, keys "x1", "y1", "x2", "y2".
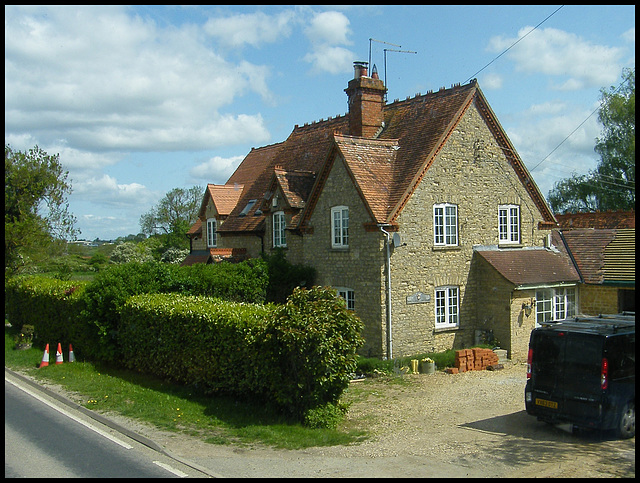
[
  {"x1": 39, "y1": 343, "x2": 50, "y2": 368},
  {"x1": 68, "y1": 344, "x2": 76, "y2": 363},
  {"x1": 55, "y1": 343, "x2": 64, "y2": 364}
]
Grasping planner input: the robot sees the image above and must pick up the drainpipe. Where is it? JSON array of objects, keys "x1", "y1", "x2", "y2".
[{"x1": 378, "y1": 224, "x2": 393, "y2": 359}]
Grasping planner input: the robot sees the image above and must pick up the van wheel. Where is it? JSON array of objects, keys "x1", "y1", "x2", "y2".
[{"x1": 617, "y1": 402, "x2": 635, "y2": 439}]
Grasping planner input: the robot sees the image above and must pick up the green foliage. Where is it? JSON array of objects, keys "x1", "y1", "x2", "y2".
[
  {"x1": 109, "y1": 241, "x2": 154, "y2": 264},
  {"x1": 80, "y1": 259, "x2": 269, "y2": 362},
  {"x1": 549, "y1": 67, "x2": 635, "y2": 213},
  {"x1": 262, "y1": 248, "x2": 317, "y2": 303},
  {"x1": 261, "y1": 287, "x2": 364, "y2": 421},
  {"x1": 4, "y1": 276, "x2": 92, "y2": 356},
  {"x1": 5, "y1": 144, "x2": 79, "y2": 275},
  {"x1": 139, "y1": 186, "x2": 203, "y2": 250},
  {"x1": 160, "y1": 247, "x2": 189, "y2": 264},
  {"x1": 119, "y1": 286, "x2": 364, "y2": 427}
]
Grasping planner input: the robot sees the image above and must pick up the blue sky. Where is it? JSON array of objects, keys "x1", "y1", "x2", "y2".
[{"x1": 5, "y1": 5, "x2": 635, "y2": 241}]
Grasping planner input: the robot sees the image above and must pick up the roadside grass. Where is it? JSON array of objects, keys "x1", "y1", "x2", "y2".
[{"x1": 4, "y1": 325, "x2": 367, "y2": 450}]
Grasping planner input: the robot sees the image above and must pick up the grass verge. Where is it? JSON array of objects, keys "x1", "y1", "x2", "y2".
[{"x1": 4, "y1": 325, "x2": 367, "y2": 450}]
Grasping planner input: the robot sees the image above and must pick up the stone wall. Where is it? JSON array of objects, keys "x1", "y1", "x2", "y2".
[
  {"x1": 301, "y1": 154, "x2": 386, "y2": 358},
  {"x1": 579, "y1": 284, "x2": 621, "y2": 315},
  {"x1": 387, "y1": 101, "x2": 550, "y2": 358}
]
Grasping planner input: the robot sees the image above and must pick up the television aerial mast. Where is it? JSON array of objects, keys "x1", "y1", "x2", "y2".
[{"x1": 383, "y1": 48, "x2": 417, "y2": 101}]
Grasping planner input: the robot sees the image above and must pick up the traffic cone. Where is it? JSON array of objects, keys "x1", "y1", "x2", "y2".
[
  {"x1": 39, "y1": 343, "x2": 50, "y2": 368},
  {"x1": 68, "y1": 344, "x2": 76, "y2": 363},
  {"x1": 55, "y1": 343, "x2": 64, "y2": 364}
]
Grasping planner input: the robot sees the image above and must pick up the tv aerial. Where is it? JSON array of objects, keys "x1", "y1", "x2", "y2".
[{"x1": 368, "y1": 38, "x2": 417, "y2": 100}]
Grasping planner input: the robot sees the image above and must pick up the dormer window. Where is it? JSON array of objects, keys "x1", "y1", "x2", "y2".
[{"x1": 239, "y1": 199, "x2": 257, "y2": 217}]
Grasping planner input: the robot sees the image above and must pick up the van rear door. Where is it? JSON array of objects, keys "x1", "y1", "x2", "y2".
[{"x1": 529, "y1": 329, "x2": 604, "y2": 424}]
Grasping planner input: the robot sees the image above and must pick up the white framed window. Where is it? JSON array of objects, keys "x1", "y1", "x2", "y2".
[
  {"x1": 331, "y1": 206, "x2": 349, "y2": 248},
  {"x1": 435, "y1": 286, "x2": 459, "y2": 328},
  {"x1": 206, "y1": 218, "x2": 217, "y2": 247},
  {"x1": 433, "y1": 204, "x2": 458, "y2": 246},
  {"x1": 336, "y1": 287, "x2": 355, "y2": 311},
  {"x1": 273, "y1": 211, "x2": 286, "y2": 247},
  {"x1": 535, "y1": 287, "x2": 577, "y2": 325},
  {"x1": 498, "y1": 205, "x2": 520, "y2": 244}
]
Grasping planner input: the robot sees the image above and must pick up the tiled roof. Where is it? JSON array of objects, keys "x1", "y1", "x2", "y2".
[
  {"x1": 217, "y1": 79, "x2": 554, "y2": 234},
  {"x1": 555, "y1": 211, "x2": 635, "y2": 229},
  {"x1": 560, "y1": 229, "x2": 615, "y2": 284},
  {"x1": 180, "y1": 248, "x2": 248, "y2": 266},
  {"x1": 603, "y1": 228, "x2": 635, "y2": 283},
  {"x1": 199, "y1": 184, "x2": 245, "y2": 218},
  {"x1": 561, "y1": 227, "x2": 635, "y2": 284},
  {"x1": 333, "y1": 135, "x2": 400, "y2": 222},
  {"x1": 476, "y1": 247, "x2": 581, "y2": 287},
  {"x1": 219, "y1": 116, "x2": 349, "y2": 233}
]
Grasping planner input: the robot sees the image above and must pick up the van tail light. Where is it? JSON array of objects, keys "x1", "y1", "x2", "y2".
[
  {"x1": 600, "y1": 357, "x2": 609, "y2": 390},
  {"x1": 527, "y1": 349, "x2": 533, "y2": 379}
]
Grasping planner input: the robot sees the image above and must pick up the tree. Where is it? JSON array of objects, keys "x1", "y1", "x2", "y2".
[
  {"x1": 548, "y1": 68, "x2": 635, "y2": 213},
  {"x1": 5, "y1": 145, "x2": 79, "y2": 274},
  {"x1": 139, "y1": 186, "x2": 203, "y2": 249}
]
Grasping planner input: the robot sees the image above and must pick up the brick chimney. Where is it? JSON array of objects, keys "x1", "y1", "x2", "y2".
[{"x1": 345, "y1": 61, "x2": 386, "y2": 138}]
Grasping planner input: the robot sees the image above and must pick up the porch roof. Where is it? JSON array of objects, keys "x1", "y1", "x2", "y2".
[{"x1": 476, "y1": 247, "x2": 580, "y2": 287}]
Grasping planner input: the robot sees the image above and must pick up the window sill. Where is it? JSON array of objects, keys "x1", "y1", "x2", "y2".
[
  {"x1": 434, "y1": 325, "x2": 460, "y2": 334},
  {"x1": 432, "y1": 245, "x2": 461, "y2": 252}
]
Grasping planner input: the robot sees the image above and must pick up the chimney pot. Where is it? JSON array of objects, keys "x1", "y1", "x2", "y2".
[{"x1": 353, "y1": 61, "x2": 368, "y2": 79}]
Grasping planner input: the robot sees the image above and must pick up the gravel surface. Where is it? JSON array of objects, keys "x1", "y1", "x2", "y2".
[{"x1": 12, "y1": 361, "x2": 635, "y2": 477}]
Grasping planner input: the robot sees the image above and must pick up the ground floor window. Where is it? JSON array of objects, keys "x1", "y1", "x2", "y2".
[
  {"x1": 435, "y1": 285, "x2": 459, "y2": 328},
  {"x1": 536, "y1": 286, "x2": 576, "y2": 325},
  {"x1": 335, "y1": 287, "x2": 355, "y2": 310}
]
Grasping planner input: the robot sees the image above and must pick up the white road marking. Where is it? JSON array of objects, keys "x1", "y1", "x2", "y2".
[
  {"x1": 153, "y1": 460, "x2": 189, "y2": 477},
  {"x1": 5, "y1": 376, "x2": 133, "y2": 449}
]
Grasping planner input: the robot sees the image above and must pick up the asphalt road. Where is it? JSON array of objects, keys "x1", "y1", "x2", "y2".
[{"x1": 5, "y1": 372, "x2": 211, "y2": 478}]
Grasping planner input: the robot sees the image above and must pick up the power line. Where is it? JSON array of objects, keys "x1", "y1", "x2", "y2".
[
  {"x1": 464, "y1": 5, "x2": 565, "y2": 84},
  {"x1": 530, "y1": 73, "x2": 632, "y2": 172}
]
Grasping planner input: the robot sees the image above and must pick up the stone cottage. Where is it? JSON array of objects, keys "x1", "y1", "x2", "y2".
[{"x1": 184, "y1": 62, "x2": 581, "y2": 360}]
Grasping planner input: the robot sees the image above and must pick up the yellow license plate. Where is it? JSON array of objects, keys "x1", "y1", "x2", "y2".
[{"x1": 535, "y1": 398, "x2": 558, "y2": 409}]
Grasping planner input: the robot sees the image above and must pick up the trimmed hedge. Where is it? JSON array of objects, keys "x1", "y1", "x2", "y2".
[
  {"x1": 4, "y1": 276, "x2": 94, "y2": 357},
  {"x1": 80, "y1": 259, "x2": 269, "y2": 362},
  {"x1": 120, "y1": 287, "x2": 364, "y2": 421}
]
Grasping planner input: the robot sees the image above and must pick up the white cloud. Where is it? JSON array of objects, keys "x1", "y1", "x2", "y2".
[
  {"x1": 480, "y1": 73, "x2": 503, "y2": 90},
  {"x1": 4, "y1": 5, "x2": 274, "y2": 154},
  {"x1": 300, "y1": 10, "x2": 355, "y2": 75},
  {"x1": 303, "y1": 45, "x2": 355, "y2": 75},
  {"x1": 304, "y1": 11, "x2": 352, "y2": 46},
  {"x1": 203, "y1": 10, "x2": 297, "y2": 48},
  {"x1": 189, "y1": 155, "x2": 245, "y2": 184},
  {"x1": 488, "y1": 27, "x2": 624, "y2": 90}
]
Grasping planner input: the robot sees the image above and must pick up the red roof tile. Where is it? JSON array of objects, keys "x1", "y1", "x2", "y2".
[
  {"x1": 477, "y1": 248, "x2": 580, "y2": 286},
  {"x1": 555, "y1": 211, "x2": 635, "y2": 229},
  {"x1": 218, "y1": 79, "x2": 554, "y2": 235}
]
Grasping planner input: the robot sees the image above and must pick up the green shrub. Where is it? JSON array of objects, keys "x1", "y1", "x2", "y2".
[
  {"x1": 262, "y1": 249, "x2": 316, "y2": 303},
  {"x1": 261, "y1": 286, "x2": 364, "y2": 419},
  {"x1": 119, "y1": 286, "x2": 363, "y2": 425},
  {"x1": 4, "y1": 276, "x2": 92, "y2": 356}
]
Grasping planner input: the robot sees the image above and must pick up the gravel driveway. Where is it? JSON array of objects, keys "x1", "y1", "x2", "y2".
[{"x1": 116, "y1": 361, "x2": 635, "y2": 477}]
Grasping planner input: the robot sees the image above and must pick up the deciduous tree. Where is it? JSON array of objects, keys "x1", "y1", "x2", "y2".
[{"x1": 5, "y1": 145, "x2": 79, "y2": 273}]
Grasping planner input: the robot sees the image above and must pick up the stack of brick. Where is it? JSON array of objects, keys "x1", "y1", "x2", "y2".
[{"x1": 454, "y1": 348, "x2": 500, "y2": 372}]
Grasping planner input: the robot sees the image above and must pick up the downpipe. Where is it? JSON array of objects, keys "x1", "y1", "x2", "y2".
[{"x1": 378, "y1": 224, "x2": 393, "y2": 359}]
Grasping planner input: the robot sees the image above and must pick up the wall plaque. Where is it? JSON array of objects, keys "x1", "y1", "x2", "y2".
[{"x1": 406, "y1": 292, "x2": 431, "y2": 304}]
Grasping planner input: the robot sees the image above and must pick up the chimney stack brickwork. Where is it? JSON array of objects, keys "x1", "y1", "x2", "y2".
[{"x1": 345, "y1": 62, "x2": 387, "y2": 138}]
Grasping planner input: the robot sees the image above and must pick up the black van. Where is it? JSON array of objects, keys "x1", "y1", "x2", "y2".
[{"x1": 525, "y1": 313, "x2": 635, "y2": 438}]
